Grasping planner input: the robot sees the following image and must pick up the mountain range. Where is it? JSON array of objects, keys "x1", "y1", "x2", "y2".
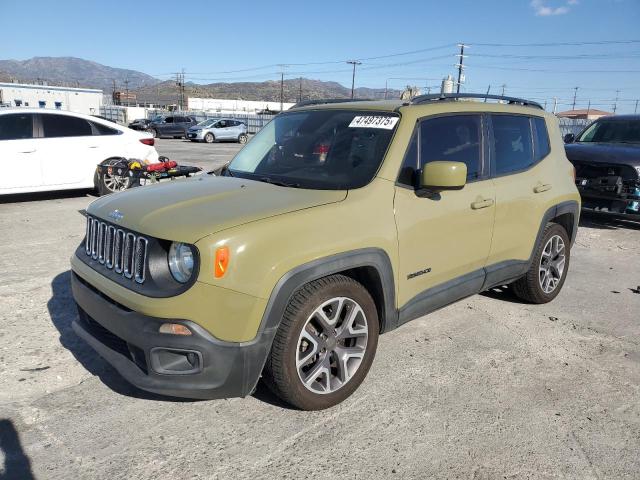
[{"x1": 0, "y1": 57, "x2": 403, "y2": 102}]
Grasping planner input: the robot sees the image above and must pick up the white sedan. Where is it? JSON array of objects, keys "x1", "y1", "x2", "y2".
[{"x1": 0, "y1": 108, "x2": 159, "y2": 195}]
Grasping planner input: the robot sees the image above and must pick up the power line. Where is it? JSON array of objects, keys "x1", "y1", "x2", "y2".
[{"x1": 469, "y1": 39, "x2": 640, "y2": 47}]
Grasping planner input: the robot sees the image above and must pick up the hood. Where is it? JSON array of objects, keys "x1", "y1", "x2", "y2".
[
  {"x1": 87, "y1": 175, "x2": 347, "y2": 243},
  {"x1": 565, "y1": 142, "x2": 640, "y2": 168}
]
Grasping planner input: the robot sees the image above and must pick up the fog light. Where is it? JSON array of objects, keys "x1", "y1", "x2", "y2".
[{"x1": 159, "y1": 323, "x2": 192, "y2": 335}]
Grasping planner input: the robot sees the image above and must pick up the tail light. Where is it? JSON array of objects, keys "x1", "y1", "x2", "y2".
[
  {"x1": 313, "y1": 144, "x2": 330, "y2": 155},
  {"x1": 140, "y1": 138, "x2": 155, "y2": 146},
  {"x1": 313, "y1": 144, "x2": 330, "y2": 163}
]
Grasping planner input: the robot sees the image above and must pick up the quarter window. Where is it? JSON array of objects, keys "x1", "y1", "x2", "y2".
[
  {"x1": 41, "y1": 114, "x2": 93, "y2": 137},
  {"x1": 533, "y1": 117, "x2": 551, "y2": 161},
  {"x1": 90, "y1": 121, "x2": 120, "y2": 136},
  {"x1": 492, "y1": 115, "x2": 534, "y2": 175},
  {"x1": 0, "y1": 114, "x2": 33, "y2": 140}
]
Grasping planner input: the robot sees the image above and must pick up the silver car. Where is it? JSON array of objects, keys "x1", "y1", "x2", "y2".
[{"x1": 187, "y1": 118, "x2": 248, "y2": 144}]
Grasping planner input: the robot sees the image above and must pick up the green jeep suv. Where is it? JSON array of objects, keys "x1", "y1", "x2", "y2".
[{"x1": 71, "y1": 94, "x2": 580, "y2": 410}]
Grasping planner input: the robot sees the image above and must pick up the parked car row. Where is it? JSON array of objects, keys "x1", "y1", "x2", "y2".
[{"x1": 128, "y1": 115, "x2": 248, "y2": 144}]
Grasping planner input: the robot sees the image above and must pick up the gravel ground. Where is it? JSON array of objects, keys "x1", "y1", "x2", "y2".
[{"x1": 0, "y1": 141, "x2": 638, "y2": 479}]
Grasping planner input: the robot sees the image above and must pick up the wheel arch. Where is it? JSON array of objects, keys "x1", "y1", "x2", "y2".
[{"x1": 540, "y1": 200, "x2": 580, "y2": 248}]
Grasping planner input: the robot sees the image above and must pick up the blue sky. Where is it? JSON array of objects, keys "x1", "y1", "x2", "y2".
[{"x1": 2, "y1": 0, "x2": 640, "y2": 112}]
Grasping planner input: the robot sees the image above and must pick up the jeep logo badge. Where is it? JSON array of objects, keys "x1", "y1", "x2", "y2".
[{"x1": 108, "y1": 209, "x2": 124, "y2": 222}]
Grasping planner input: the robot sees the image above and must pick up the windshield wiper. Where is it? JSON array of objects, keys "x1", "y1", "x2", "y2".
[{"x1": 258, "y1": 176, "x2": 301, "y2": 188}]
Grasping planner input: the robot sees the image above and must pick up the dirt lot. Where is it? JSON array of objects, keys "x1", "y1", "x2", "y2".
[{"x1": 0, "y1": 140, "x2": 639, "y2": 479}]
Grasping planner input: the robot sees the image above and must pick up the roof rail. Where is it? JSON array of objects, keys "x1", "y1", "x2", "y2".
[
  {"x1": 410, "y1": 93, "x2": 543, "y2": 110},
  {"x1": 290, "y1": 98, "x2": 375, "y2": 109}
]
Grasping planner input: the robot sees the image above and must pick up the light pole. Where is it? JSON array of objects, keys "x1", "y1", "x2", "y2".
[{"x1": 347, "y1": 60, "x2": 362, "y2": 99}]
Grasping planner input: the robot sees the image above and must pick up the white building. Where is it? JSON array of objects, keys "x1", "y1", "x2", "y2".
[
  {"x1": 188, "y1": 97, "x2": 295, "y2": 113},
  {"x1": 0, "y1": 82, "x2": 103, "y2": 115}
]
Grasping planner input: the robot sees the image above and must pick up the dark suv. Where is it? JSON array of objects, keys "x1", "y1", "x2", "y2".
[
  {"x1": 149, "y1": 115, "x2": 197, "y2": 139},
  {"x1": 564, "y1": 115, "x2": 640, "y2": 215}
]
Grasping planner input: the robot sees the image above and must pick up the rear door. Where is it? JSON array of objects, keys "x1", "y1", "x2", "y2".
[
  {"x1": 0, "y1": 113, "x2": 42, "y2": 191},
  {"x1": 160, "y1": 116, "x2": 174, "y2": 135},
  {"x1": 38, "y1": 113, "x2": 100, "y2": 187},
  {"x1": 486, "y1": 114, "x2": 555, "y2": 266}
]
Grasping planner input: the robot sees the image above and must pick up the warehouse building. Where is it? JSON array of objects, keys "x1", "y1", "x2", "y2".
[{"x1": 0, "y1": 82, "x2": 103, "y2": 115}]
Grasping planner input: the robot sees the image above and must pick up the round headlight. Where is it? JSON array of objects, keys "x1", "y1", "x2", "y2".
[{"x1": 168, "y1": 242, "x2": 195, "y2": 283}]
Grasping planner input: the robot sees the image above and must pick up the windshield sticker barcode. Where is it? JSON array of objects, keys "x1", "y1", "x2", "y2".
[{"x1": 348, "y1": 116, "x2": 399, "y2": 129}]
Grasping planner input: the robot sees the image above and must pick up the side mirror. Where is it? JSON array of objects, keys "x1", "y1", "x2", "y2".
[
  {"x1": 420, "y1": 161, "x2": 467, "y2": 191},
  {"x1": 564, "y1": 133, "x2": 575, "y2": 144}
]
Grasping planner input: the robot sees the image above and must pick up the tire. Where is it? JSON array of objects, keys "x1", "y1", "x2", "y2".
[
  {"x1": 238, "y1": 133, "x2": 248, "y2": 144},
  {"x1": 262, "y1": 274, "x2": 379, "y2": 410},
  {"x1": 204, "y1": 132, "x2": 215, "y2": 144},
  {"x1": 148, "y1": 128, "x2": 158, "y2": 138},
  {"x1": 512, "y1": 223, "x2": 570, "y2": 304}
]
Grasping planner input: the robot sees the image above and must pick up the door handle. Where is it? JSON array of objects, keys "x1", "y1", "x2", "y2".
[
  {"x1": 471, "y1": 198, "x2": 494, "y2": 210},
  {"x1": 89, "y1": 146, "x2": 99, "y2": 149},
  {"x1": 533, "y1": 183, "x2": 552, "y2": 193},
  {"x1": 19, "y1": 149, "x2": 36, "y2": 153}
]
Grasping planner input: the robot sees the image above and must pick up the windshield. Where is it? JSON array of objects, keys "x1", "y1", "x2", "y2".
[
  {"x1": 151, "y1": 116, "x2": 163, "y2": 123},
  {"x1": 198, "y1": 119, "x2": 217, "y2": 127},
  {"x1": 577, "y1": 119, "x2": 640, "y2": 143},
  {"x1": 228, "y1": 110, "x2": 399, "y2": 189}
]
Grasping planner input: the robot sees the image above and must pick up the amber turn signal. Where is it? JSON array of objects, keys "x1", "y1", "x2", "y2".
[
  {"x1": 159, "y1": 323, "x2": 192, "y2": 335},
  {"x1": 214, "y1": 246, "x2": 230, "y2": 278}
]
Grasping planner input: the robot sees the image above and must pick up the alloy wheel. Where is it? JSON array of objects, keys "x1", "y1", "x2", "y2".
[
  {"x1": 296, "y1": 297, "x2": 368, "y2": 394},
  {"x1": 539, "y1": 234, "x2": 566, "y2": 294}
]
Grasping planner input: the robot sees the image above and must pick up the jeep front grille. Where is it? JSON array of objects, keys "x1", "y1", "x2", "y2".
[{"x1": 84, "y1": 215, "x2": 148, "y2": 284}]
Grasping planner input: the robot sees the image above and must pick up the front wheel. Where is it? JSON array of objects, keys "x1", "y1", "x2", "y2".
[
  {"x1": 262, "y1": 274, "x2": 379, "y2": 410},
  {"x1": 204, "y1": 132, "x2": 215, "y2": 143},
  {"x1": 512, "y1": 223, "x2": 570, "y2": 303}
]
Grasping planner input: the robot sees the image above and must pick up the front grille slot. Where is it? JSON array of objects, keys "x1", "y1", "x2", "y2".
[{"x1": 84, "y1": 216, "x2": 149, "y2": 284}]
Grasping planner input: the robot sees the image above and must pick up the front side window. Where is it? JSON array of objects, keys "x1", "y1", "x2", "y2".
[
  {"x1": 577, "y1": 119, "x2": 640, "y2": 144},
  {"x1": 164, "y1": 117, "x2": 174, "y2": 124},
  {"x1": 421, "y1": 115, "x2": 482, "y2": 180},
  {"x1": 0, "y1": 114, "x2": 33, "y2": 140},
  {"x1": 492, "y1": 115, "x2": 534, "y2": 175},
  {"x1": 41, "y1": 114, "x2": 93, "y2": 137},
  {"x1": 228, "y1": 110, "x2": 399, "y2": 189}
]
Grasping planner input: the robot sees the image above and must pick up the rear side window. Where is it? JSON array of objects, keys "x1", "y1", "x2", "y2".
[
  {"x1": 91, "y1": 121, "x2": 120, "y2": 136},
  {"x1": 0, "y1": 114, "x2": 33, "y2": 140},
  {"x1": 164, "y1": 117, "x2": 174, "y2": 123},
  {"x1": 533, "y1": 117, "x2": 551, "y2": 161},
  {"x1": 419, "y1": 115, "x2": 483, "y2": 180},
  {"x1": 492, "y1": 115, "x2": 534, "y2": 175},
  {"x1": 41, "y1": 114, "x2": 93, "y2": 138}
]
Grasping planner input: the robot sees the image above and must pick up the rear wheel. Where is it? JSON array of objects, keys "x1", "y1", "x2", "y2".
[
  {"x1": 512, "y1": 223, "x2": 570, "y2": 303},
  {"x1": 204, "y1": 132, "x2": 215, "y2": 143},
  {"x1": 97, "y1": 158, "x2": 137, "y2": 196},
  {"x1": 238, "y1": 133, "x2": 248, "y2": 144},
  {"x1": 262, "y1": 274, "x2": 379, "y2": 410},
  {"x1": 148, "y1": 128, "x2": 158, "y2": 138}
]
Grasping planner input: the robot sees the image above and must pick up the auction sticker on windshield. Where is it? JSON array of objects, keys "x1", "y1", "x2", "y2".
[{"x1": 349, "y1": 115, "x2": 399, "y2": 129}]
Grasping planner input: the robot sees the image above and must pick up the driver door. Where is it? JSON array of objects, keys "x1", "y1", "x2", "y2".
[{"x1": 394, "y1": 114, "x2": 495, "y2": 321}]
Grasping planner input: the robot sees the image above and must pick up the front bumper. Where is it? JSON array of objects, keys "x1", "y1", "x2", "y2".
[
  {"x1": 71, "y1": 272, "x2": 272, "y2": 399},
  {"x1": 186, "y1": 129, "x2": 205, "y2": 140}
]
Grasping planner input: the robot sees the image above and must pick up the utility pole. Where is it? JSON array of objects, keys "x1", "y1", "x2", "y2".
[
  {"x1": 500, "y1": 84, "x2": 506, "y2": 96},
  {"x1": 347, "y1": 60, "x2": 362, "y2": 99},
  {"x1": 298, "y1": 77, "x2": 302, "y2": 103},
  {"x1": 384, "y1": 79, "x2": 388, "y2": 100},
  {"x1": 613, "y1": 89, "x2": 620, "y2": 114},
  {"x1": 277, "y1": 65, "x2": 288, "y2": 112},
  {"x1": 455, "y1": 43, "x2": 467, "y2": 94},
  {"x1": 553, "y1": 97, "x2": 558, "y2": 114},
  {"x1": 586, "y1": 100, "x2": 591, "y2": 117},
  {"x1": 484, "y1": 85, "x2": 491, "y2": 102},
  {"x1": 124, "y1": 78, "x2": 129, "y2": 107},
  {"x1": 112, "y1": 80, "x2": 117, "y2": 105},
  {"x1": 635, "y1": 99, "x2": 639, "y2": 114},
  {"x1": 571, "y1": 87, "x2": 579, "y2": 111}
]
